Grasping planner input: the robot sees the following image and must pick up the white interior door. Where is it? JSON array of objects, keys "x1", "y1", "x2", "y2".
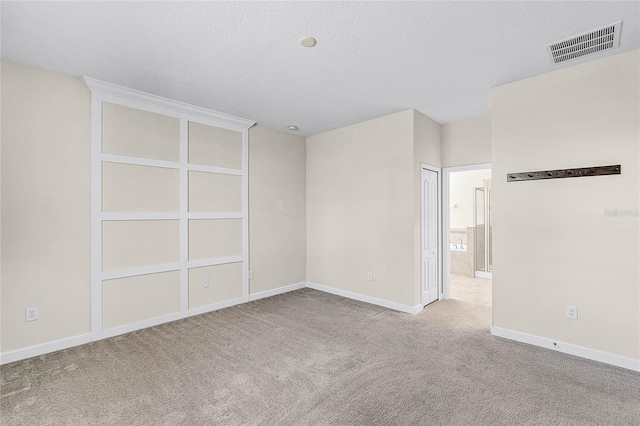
[{"x1": 422, "y1": 167, "x2": 439, "y2": 306}]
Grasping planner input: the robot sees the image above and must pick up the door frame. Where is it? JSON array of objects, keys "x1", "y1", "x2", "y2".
[
  {"x1": 421, "y1": 164, "x2": 442, "y2": 305},
  {"x1": 442, "y1": 163, "x2": 491, "y2": 299}
]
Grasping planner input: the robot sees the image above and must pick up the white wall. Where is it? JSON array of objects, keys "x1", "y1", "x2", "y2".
[
  {"x1": 491, "y1": 50, "x2": 639, "y2": 360},
  {"x1": 249, "y1": 125, "x2": 306, "y2": 294},
  {"x1": 449, "y1": 169, "x2": 492, "y2": 229},
  {"x1": 306, "y1": 110, "x2": 417, "y2": 307},
  {"x1": 442, "y1": 115, "x2": 491, "y2": 167}
]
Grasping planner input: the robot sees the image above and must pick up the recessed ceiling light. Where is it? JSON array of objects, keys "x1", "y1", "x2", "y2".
[
  {"x1": 288, "y1": 125, "x2": 299, "y2": 131},
  {"x1": 299, "y1": 36, "x2": 317, "y2": 48}
]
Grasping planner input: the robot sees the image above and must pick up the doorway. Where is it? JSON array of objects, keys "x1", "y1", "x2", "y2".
[
  {"x1": 421, "y1": 165, "x2": 440, "y2": 306},
  {"x1": 442, "y1": 164, "x2": 491, "y2": 299},
  {"x1": 474, "y1": 186, "x2": 492, "y2": 279}
]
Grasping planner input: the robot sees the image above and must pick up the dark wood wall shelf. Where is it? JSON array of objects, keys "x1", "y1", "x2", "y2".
[{"x1": 507, "y1": 165, "x2": 621, "y2": 182}]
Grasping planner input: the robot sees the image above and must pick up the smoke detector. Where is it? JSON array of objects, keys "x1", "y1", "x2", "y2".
[{"x1": 546, "y1": 21, "x2": 621, "y2": 65}]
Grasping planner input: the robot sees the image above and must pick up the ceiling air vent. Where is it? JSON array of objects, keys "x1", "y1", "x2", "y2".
[{"x1": 546, "y1": 21, "x2": 621, "y2": 65}]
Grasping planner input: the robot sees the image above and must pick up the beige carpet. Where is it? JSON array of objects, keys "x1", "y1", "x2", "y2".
[{"x1": 2, "y1": 282, "x2": 639, "y2": 425}]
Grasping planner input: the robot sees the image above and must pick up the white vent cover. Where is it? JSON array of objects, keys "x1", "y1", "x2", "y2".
[{"x1": 546, "y1": 21, "x2": 622, "y2": 65}]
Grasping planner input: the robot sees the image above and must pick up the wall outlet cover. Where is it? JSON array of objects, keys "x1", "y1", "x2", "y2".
[
  {"x1": 26, "y1": 307, "x2": 39, "y2": 322},
  {"x1": 566, "y1": 305, "x2": 578, "y2": 320}
]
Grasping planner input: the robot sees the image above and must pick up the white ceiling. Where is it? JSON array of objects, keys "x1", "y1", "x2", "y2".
[{"x1": 2, "y1": 1, "x2": 639, "y2": 136}]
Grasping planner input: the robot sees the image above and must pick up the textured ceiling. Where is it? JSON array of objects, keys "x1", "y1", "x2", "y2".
[{"x1": 2, "y1": 1, "x2": 639, "y2": 136}]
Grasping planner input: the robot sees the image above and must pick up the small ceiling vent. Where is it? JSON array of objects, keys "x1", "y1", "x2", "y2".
[{"x1": 546, "y1": 21, "x2": 621, "y2": 65}]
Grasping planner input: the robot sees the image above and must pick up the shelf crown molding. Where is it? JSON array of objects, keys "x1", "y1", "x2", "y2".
[{"x1": 82, "y1": 76, "x2": 256, "y2": 130}]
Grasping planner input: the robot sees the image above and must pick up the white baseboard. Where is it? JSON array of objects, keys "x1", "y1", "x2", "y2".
[
  {"x1": 92, "y1": 296, "x2": 250, "y2": 341},
  {"x1": 0, "y1": 333, "x2": 92, "y2": 366},
  {"x1": 249, "y1": 282, "x2": 306, "y2": 301},
  {"x1": 95, "y1": 312, "x2": 184, "y2": 341},
  {"x1": 0, "y1": 283, "x2": 307, "y2": 364},
  {"x1": 491, "y1": 326, "x2": 640, "y2": 372},
  {"x1": 0, "y1": 282, "x2": 422, "y2": 365},
  {"x1": 306, "y1": 282, "x2": 424, "y2": 314}
]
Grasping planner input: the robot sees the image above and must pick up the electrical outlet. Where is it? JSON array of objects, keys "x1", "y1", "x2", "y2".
[
  {"x1": 26, "y1": 307, "x2": 39, "y2": 322},
  {"x1": 249, "y1": 270, "x2": 253, "y2": 279},
  {"x1": 203, "y1": 278, "x2": 209, "y2": 288},
  {"x1": 367, "y1": 272, "x2": 373, "y2": 281},
  {"x1": 566, "y1": 305, "x2": 578, "y2": 320}
]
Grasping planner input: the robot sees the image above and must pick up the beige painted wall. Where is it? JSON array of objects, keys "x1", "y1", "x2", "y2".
[
  {"x1": 102, "y1": 162, "x2": 180, "y2": 212},
  {"x1": 1, "y1": 61, "x2": 91, "y2": 351},
  {"x1": 491, "y1": 50, "x2": 640, "y2": 359},
  {"x1": 248, "y1": 125, "x2": 306, "y2": 294},
  {"x1": 102, "y1": 220, "x2": 180, "y2": 270},
  {"x1": 189, "y1": 263, "x2": 243, "y2": 308},
  {"x1": 103, "y1": 271, "x2": 180, "y2": 329},
  {"x1": 307, "y1": 110, "x2": 417, "y2": 306},
  {"x1": 188, "y1": 122, "x2": 242, "y2": 169},
  {"x1": 442, "y1": 115, "x2": 491, "y2": 167},
  {"x1": 189, "y1": 219, "x2": 243, "y2": 260},
  {"x1": 1, "y1": 62, "x2": 309, "y2": 354},
  {"x1": 188, "y1": 171, "x2": 243, "y2": 213},
  {"x1": 102, "y1": 102, "x2": 180, "y2": 161},
  {"x1": 413, "y1": 111, "x2": 442, "y2": 304}
]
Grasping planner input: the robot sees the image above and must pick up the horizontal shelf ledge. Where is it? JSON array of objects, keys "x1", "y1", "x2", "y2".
[
  {"x1": 101, "y1": 212, "x2": 243, "y2": 221},
  {"x1": 102, "y1": 263, "x2": 182, "y2": 281},
  {"x1": 102, "y1": 154, "x2": 179, "y2": 169},
  {"x1": 187, "y1": 164, "x2": 243, "y2": 176},
  {"x1": 188, "y1": 212, "x2": 243, "y2": 220},
  {"x1": 101, "y1": 256, "x2": 244, "y2": 280},
  {"x1": 102, "y1": 212, "x2": 180, "y2": 221},
  {"x1": 188, "y1": 256, "x2": 244, "y2": 269},
  {"x1": 100, "y1": 154, "x2": 243, "y2": 176}
]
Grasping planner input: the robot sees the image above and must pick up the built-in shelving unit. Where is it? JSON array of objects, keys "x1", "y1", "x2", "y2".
[{"x1": 84, "y1": 77, "x2": 255, "y2": 340}]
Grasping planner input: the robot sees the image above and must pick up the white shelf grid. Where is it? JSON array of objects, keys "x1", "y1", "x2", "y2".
[{"x1": 86, "y1": 79, "x2": 253, "y2": 341}]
